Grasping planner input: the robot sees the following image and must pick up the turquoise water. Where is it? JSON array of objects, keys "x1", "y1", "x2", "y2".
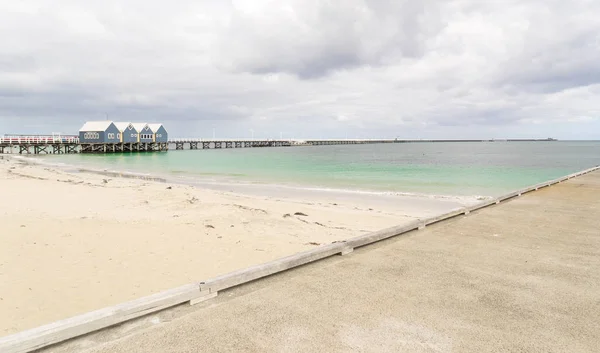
[{"x1": 39, "y1": 141, "x2": 600, "y2": 197}]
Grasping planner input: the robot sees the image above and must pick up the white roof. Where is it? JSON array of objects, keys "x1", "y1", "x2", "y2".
[
  {"x1": 147, "y1": 123, "x2": 164, "y2": 133},
  {"x1": 113, "y1": 122, "x2": 131, "y2": 132},
  {"x1": 79, "y1": 121, "x2": 114, "y2": 132},
  {"x1": 131, "y1": 123, "x2": 148, "y2": 132}
]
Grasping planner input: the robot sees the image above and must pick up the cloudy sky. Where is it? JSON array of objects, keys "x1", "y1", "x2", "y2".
[{"x1": 1, "y1": 0, "x2": 599, "y2": 139}]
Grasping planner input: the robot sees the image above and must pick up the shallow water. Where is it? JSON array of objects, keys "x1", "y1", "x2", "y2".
[{"x1": 35, "y1": 141, "x2": 600, "y2": 197}]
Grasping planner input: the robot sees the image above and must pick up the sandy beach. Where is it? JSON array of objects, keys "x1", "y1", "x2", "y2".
[
  {"x1": 40, "y1": 169, "x2": 600, "y2": 353},
  {"x1": 0, "y1": 156, "x2": 476, "y2": 336}
]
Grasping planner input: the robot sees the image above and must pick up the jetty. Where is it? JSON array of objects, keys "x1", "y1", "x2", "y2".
[
  {"x1": 0, "y1": 135, "x2": 79, "y2": 155},
  {"x1": 0, "y1": 136, "x2": 558, "y2": 155},
  {"x1": 1, "y1": 166, "x2": 598, "y2": 353}
]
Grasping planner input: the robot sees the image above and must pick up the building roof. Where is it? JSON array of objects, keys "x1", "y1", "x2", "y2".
[
  {"x1": 113, "y1": 122, "x2": 132, "y2": 132},
  {"x1": 131, "y1": 123, "x2": 148, "y2": 132},
  {"x1": 79, "y1": 121, "x2": 114, "y2": 132},
  {"x1": 147, "y1": 123, "x2": 165, "y2": 133}
]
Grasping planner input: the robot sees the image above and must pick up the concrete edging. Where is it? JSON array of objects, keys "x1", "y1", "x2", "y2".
[{"x1": 1, "y1": 165, "x2": 598, "y2": 353}]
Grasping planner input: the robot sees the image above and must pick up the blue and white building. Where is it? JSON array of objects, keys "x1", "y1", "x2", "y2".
[
  {"x1": 132, "y1": 123, "x2": 152, "y2": 143},
  {"x1": 78, "y1": 121, "x2": 121, "y2": 143},
  {"x1": 148, "y1": 123, "x2": 168, "y2": 143},
  {"x1": 114, "y1": 122, "x2": 139, "y2": 143}
]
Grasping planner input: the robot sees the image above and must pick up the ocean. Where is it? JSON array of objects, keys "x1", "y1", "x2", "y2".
[{"x1": 35, "y1": 141, "x2": 600, "y2": 198}]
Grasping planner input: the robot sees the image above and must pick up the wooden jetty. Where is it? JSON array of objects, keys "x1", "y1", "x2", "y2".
[
  {"x1": 169, "y1": 138, "x2": 401, "y2": 150},
  {"x1": 0, "y1": 136, "x2": 79, "y2": 155},
  {"x1": 0, "y1": 137, "x2": 403, "y2": 154},
  {"x1": 172, "y1": 139, "x2": 293, "y2": 150},
  {"x1": 0, "y1": 136, "x2": 168, "y2": 155},
  {"x1": 1, "y1": 136, "x2": 558, "y2": 155}
]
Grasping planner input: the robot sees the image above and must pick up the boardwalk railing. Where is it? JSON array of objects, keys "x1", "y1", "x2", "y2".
[
  {"x1": 168, "y1": 138, "x2": 403, "y2": 145},
  {"x1": 0, "y1": 136, "x2": 79, "y2": 144},
  {"x1": 169, "y1": 138, "x2": 295, "y2": 142},
  {"x1": 1, "y1": 165, "x2": 599, "y2": 353},
  {"x1": 168, "y1": 138, "x2": 389, "y2": 142}
]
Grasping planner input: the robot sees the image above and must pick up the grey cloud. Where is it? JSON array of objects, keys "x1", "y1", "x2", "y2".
[
  {"x1": 496, "y1": 29, "x2": 600, "y2": 94},
  {"x1": 0, "y1": 0, "x2": 599, "y2": 139},
  {"x1": 214, "y1": 0, "x2": 443, "y2": 79}
]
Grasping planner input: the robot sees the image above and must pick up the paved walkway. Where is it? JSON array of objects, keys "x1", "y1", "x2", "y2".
[{"x1": 46, "y1": 172, "x2": 600, "y2": 353}]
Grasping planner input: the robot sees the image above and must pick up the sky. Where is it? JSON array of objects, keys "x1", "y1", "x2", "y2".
[{"x1": 1, "y1": 0, "x2": 600, "y2": 140}]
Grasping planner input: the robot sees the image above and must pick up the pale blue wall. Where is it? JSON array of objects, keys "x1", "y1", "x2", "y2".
[
  {"x1": 154, "y1": 125, "x2": 168, "y2": 142},
  {"x1": 140, "y1": 125, "x2": 154, "y2": 142},
  {"x1": 79, "y1": 123, "x2": 121, "y2": 143},
  {"x1": 121, "y1": 125, "x2": 139, "y2": 143},
  {"x1": 105, "y1": 124, "x2": 120, "y2": 143}
]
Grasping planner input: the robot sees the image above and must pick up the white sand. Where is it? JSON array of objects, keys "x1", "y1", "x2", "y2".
[{"x1": 0, "y1": 155, "x2": 475, "y2": 336}]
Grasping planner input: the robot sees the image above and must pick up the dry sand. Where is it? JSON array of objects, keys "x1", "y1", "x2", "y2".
[{"x1": 0, "y1": 156, "x2": 474, "y2": 336}]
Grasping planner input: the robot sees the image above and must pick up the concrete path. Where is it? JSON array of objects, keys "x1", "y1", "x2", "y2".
[{"x1": 45, "y1": 172, "x2": 600, "y2": 353}]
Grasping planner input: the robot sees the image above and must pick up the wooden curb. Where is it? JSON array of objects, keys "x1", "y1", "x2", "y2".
[
  {"x1": 1, "y1": 165, "x2": 598, "y2": 353},
  {"x1": 0, "y1": 284, "x2": 202, "y2": 353}
]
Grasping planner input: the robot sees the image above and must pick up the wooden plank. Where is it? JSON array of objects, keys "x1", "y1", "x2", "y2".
[
  {"x1": 0, "y1": 284, "x2": 201, "y2": 353},
  {"x1": 199, "y1": 243, "x2": 348, "y2": 293},
  {"x1": 467, "y1": 199, "x2": 499, "y2": 213},
  {"x1": 423, "y1": 208, "x2": 466, "y2": 226},
  {"x1": 345, "y1": 222, "x2": 421, "y2": 249}
]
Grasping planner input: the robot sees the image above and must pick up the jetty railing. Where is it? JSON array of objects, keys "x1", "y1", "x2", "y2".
[
  {"x1": 0, "y1": 165, "x2": 599, "y2": 353},
  {"x1": 0, "y1": 136, "x2": 79, "y2": 144}
]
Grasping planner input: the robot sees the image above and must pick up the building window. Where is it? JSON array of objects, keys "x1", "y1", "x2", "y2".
[
  {"x1": 83, "y1": 132, "x2": 100, "y2": 140},
  {"x1": 131, "y1": 133, "x2": 136, "y2": 138},
  {"x1": 117, "y1": 133, "x2": 121, "y2": 139},
  {"x1": 107, "y1": 133, "x2": 115, "y2": 139}
]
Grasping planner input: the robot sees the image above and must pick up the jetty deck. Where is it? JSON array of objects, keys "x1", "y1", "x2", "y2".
[{"x1": 33, "y1": 170, "x2": 600, "y2": 353}]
